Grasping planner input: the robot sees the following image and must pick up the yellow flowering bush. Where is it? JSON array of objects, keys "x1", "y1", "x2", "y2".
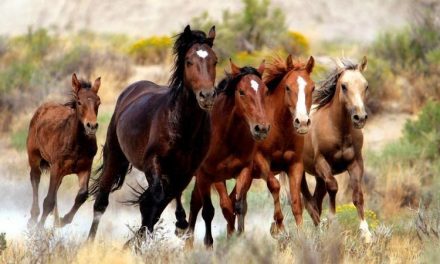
[
  {"x1": 283, "y1": 31, "x2": 310, "y2": 56},
  {"x1": 128, "y1": 35, "x2": 172, "y2": 64},
  {"x1": 335, "y1": 203, "x2": 379, "y2": 231}
]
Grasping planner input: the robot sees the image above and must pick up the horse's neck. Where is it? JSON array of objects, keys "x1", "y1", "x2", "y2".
[{"x1": 170, "y1": 86, "x2": 208, "y2": 135}]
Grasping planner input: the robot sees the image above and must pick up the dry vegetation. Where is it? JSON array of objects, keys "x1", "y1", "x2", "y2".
[{"x1": 0, "y1": 0, "x2": 439, "y2": 263}]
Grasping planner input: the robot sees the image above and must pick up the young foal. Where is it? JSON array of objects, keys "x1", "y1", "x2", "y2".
[
  {"x1": 27, "y1": 73, "x2": 101, "y2": 227},
  {"x1": 187, "y1": 61, "x2": 271, "y2": 248},
  {"x1": 216, "y1": 55, "x2": 315, "y2": 236},
  {"x1": 301, "y1": 57, "x2": 372, "y2": 242},
  {"x1": 88, "y1": 25, "x2": 217, "y2": 239}
]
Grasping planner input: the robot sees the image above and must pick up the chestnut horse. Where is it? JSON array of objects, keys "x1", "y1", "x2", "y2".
[
  {"x1": 27, "y1": 73, "x2": 101, "y2": 227},
  {"x1": 216, "y1": 55, "x2": 315, "y2": 236},
  {"x1": 88, "y1": 25, "x2": 217, "y2": 239},
  {"x1": 301, "y1": 57, "x2": 372, "y2": 242},
  {"x1": 187, "y1": 60, "x2": 271, "y2": 248}
]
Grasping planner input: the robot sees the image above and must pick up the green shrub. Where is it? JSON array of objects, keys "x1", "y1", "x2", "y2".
[
  {"x1": 128, "y1": 36, "x2": 172, "y2": 64},
  {"x1": 10, "y1": 127, "x2": 28, "y2": 151},
  {"x1": 192, "y1": 0, "x2": 288, "y2": 59},
  {"x1": 403, "y1": 100, "x2": 440, "y2": 160}
]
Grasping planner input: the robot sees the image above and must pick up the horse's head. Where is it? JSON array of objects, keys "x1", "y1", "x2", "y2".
[
  {"x1": 179, "y1": 25, "x2": 217, "y2": 110},
  {"x1": 336, "y1": 56, "x2": 369, "y2": 129},
  {"x1": 230, "y1": 60, "x2": 270, "y2": 140},
  {"x1": 72, "y1": 73, "x2": 101, "y2": 136},
  {"x1": 283, "y1": 55, "x2": 315, "y2": 134}
]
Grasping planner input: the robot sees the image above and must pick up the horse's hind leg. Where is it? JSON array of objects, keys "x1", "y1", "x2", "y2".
[
  {"x1": 39, "y1": 166, "x2": 63, "y2": 227},
  {"x1": 28, "y1": 163, "x2": 42, "y2": 227},
  {"x1": 61, "y1": 170, "x2": 90, "y2": 226},
  {"x1": 174, "y1": 192, "x2": 189, "y2": 237}
]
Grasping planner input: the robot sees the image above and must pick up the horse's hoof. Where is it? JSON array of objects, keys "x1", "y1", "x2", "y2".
[
  {"x1": 27, "y1": 219, "x2": 38, "y2": 229},
  {"x1": 270, "y1": 222, "x2": 285, "y2": 239},
  {"x1": 175, "y1": 226, "x2": 188, "y2": 238}
]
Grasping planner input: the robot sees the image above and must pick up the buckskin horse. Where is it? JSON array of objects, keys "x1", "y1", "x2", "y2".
[
  {"x1": 301, "y1": 57, "x2": 372, "y2": 242},
  {"x1": 87, "y1": 25, "x2": 217, "y2": 240},
  {"x1": 216, "y1": 55, "x2": 315, "y2": 237},
  {"x1": 27, "y1": 73, "x2": 101, "y2": 227},
  {"x1": 187, "y1": 60, "x2": 271, "y2": 248}
]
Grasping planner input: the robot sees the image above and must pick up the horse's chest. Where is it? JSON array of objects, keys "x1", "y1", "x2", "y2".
[{"x1": 329, "y1": 137, "x2": 355, "y2": 163}]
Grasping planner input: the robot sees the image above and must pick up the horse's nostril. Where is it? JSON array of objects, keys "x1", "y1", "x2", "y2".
[
  {"x1": 353, "y1": 114, "x2": 360, "y2": 121},
  {"x1": 95, "y1": 123, "x2": 99, "y2": 129},
  {"x1": 307, "y1": 119, "x2": 311, "y2": 126},
  {"x1": 86, "y1": 123, "x2": 91, "y2": 128},
  {"x1": 365, "y1": 114, "x2": 368, "y2": 120},
  {"x1": 255, "y1": 125, "x2": 261, "y2": 132},
  {"x1": 294, "y1": 118, "x2": 300, "y2": 125},
  {"x1": 199, "y1": 91, "x2": 205, "y2": 99}
]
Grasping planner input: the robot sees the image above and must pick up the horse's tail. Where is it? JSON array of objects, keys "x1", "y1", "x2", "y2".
[{"x1": 89, "y1": 141, "x2": 132, "y2": 198}]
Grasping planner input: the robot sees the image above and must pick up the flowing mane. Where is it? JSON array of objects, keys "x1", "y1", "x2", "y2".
[
  {"x1": 64, "y1": 79, "x2": 92, "y2": 109},
  {"x1": 169, "y1": 29, "x2": 214, "y2": 99},
  {"x1": 264, "y1": 57, "x2": 308, "y2": 91},
  {"x1": 216, "y1": 66, "x2": 263, "y2": 96},
  {"x1": 314, "y1": 58, "x2": 358, "y2": 109}
]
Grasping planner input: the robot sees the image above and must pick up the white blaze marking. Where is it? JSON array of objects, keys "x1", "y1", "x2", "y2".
[
  {"x1": 196, "y1": 49, "x2": 208, "y2": 58},
  {"x1": 250, "y1": 79, "x2": 259, "y2": 92},
  {"x1": 296, "y1": 77, "x2": 308, "y2": 117}
]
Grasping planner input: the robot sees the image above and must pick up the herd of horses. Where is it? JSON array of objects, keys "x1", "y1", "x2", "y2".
[{"x1": 25, "y1": 25, "x2": 372, "y2": 248}]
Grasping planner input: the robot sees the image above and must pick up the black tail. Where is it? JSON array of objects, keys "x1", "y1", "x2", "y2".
[{"x1": 89, "y1": 143, "x2": 132, "y2": 197}]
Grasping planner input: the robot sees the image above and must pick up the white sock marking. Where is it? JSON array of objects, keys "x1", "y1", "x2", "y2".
[
  {"x1": 196, "y1": 49, "x2": 208, "y2": 59},
  {"x1": 250, "y1": 79, "x2": 259, "y2": 92}
]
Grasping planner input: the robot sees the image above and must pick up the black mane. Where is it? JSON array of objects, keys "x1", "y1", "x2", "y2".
[
  {"x1": 169, "y1": 27, "x2": 214, "y2": 99},
  {"x1": 216, "y1": 66, "x2": 263, "y2": 96},
  {"x1": 314, "y1": 58, "x2": 358, "y2": 109}
]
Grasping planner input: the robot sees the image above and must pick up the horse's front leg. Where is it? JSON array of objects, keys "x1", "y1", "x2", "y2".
[
  {"x1": 61, "y1": 169, "x2": 90, "y2": 226},
  {"x1": 315, "y1": 156, "x2": 338, "y2": 218},
  {"x1": 174, "y1": 192, "x2": 189, "y2": 237},
  {"x1": 287, "y1": 156, "x2": 304, "y2": 227},
  {"x1": 235, "y1": 167, "x2": 252, "y2": 234},
  {"x1": 214, "y1": 181, "x2": 235, "y2": 237},
  {"x1": 39, "y1": 165, "x2": 63, "y2": 227},
  {"x1": 348, "y1": 157, "x2": 372, "y2": 243}
]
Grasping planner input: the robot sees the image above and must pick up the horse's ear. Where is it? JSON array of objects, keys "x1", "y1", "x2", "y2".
[
  {"x1": 306, "y1": 56, "x2": 315, "y2": 74},
  {"x1": 184, "y1": 25, "x2": 191, "y2": 35},
  {"x1": 335, "y1": 58, "x2": 345, "y2": 70},
  {"x1": 92, "y1": 77, "x2": 101, "y2": 94},
  {"x1": 208, "y1": 25, "x2": 216, "y2": 40},
  {"x1": 230, "y1": 59, "x2": 240, "y2": 75},
  {"x1": 286, "y1": 54, "x2": 294, "y2": 69},
  {"x1": 358, "y1": 56, "x2": 368, "y2": 72},
  {"x1": 72, "y1": 73, "x2": 81, "y2": 94},
  {"x1": 257, "y1": 60, "x2": 265, "y2": 75}
]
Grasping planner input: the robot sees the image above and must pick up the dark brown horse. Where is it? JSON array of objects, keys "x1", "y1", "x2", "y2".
[
  {"x1": 27, "y1": 73, "x2": 101, "y2": 227},
  {"x1": 187, "y1": 60, "x2": 271, "y2": 248},
  {"x1": 87, "y1": 25, "x2": 217, "y2": 240},
  {"x1": 301, "y1": 57, "x2": 372, "y2": 242},
  {"x1": 215, "y1": 55, "x2": 315, "y2": 236}
]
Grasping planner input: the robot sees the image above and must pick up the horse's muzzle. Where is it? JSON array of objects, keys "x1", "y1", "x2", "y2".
[{"x1": 196, "y1": 89, "x2": 215, "y2": 111}]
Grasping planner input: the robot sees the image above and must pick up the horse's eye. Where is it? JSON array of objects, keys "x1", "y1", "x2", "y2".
[
  {"x1": 77, "y1": 101, "x2": 82, "y2": 106},
  {"x1": 341, "y1": 84, "x2": 347, "y2": 92},
  {"x1": 286, "y1": 85, "x2": 290, "y2": 92},
  {"x1": 186, "y1": 60, "x2": 193, "y2": 66},
  {"x1": 239, "y1": 90, "x2": 245, "y2": 96}
]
